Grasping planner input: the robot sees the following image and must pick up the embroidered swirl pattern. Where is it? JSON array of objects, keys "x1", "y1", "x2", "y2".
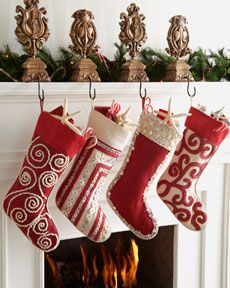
[
  {"x1": 50, "y1": 154, "x2": 69, "y2": 172},
  {"x1": 25, "y1": 195, "x2": 43, "y2": 213},
  {"x1": 27, "y1": 138, "x2": 50, "y2": 168},
  {"x1": 157, "y1": 128, "x2": 218, "y2": 230},
  {"x1": 3, "y1": 136, "x2": 70, "y2": 251}
]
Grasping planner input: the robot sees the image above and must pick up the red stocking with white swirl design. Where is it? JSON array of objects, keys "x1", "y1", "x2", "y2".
[
  {"x1": 3, "y1": 109, "x2": 86, "y2": 251},
  {"x1": 157, "y1": 107, "x2": 229, "y2": 231},
  {"x1": 56, "y1": 108, "x2": 130, "y2": 242}
]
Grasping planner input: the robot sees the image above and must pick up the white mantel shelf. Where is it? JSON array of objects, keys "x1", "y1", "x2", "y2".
[
  {"x1": 0, "y1": 82, "x2": 229, "y2": 101},
  {"x1": 0, "y1": 82, "x2": 230, "y2": 288}
]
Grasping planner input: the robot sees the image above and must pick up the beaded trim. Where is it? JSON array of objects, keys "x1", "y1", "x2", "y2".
[
  {"x1": 107, "y1": 125, "x2": 159, "y2": 240},
  {"x1": 139, "y1": 112, "x2": 181, "y2": 151}
]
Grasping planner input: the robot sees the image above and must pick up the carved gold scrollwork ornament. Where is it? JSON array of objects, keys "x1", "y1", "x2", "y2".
[
  {"x1": 164, "y1": 15, "x2": 194, "y2": 82},
  {"x1": 69, "y1": 9, "x2": 99, "y2": 58},
  {"x1": 119, "y1": 3, "x2": 147, "y2": 59},
  {"x1": 166, "y1": 15, "x2": 191, "y2": 59},
  {"x1": 69, "y1": 9, "x2": 100, "y2": 82},
  {"x1": 15, "y1": 0, "x2": 50, "y2": 57},
  {"x1": 119, "y1": 3, "x2": 148, "y2": 82}
]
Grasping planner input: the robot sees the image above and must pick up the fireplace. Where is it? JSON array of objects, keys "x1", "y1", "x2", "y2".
[
  {"x1": 1, "y1": 83, "x2": 229, "y2": 288},
  {"x1": 45, "y1": 226, "x2": 174, "y2": 288}
]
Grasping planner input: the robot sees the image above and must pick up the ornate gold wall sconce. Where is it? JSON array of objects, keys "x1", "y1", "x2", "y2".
[
  {"x1": 164, "y1": 15, "x2": 194, "y2": 82},
  {"x1": 15, "y1": 0, "x2": 50, "y2": 82},
  {"x1": 69, "y1": 9, "x2": 101, "y2": 82},
  {"x1": 119, "y1": 3, "x2": 149, "y2": 82}
]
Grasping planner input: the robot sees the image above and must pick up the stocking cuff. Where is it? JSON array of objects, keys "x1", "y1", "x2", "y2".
[
  {"x1": 186, "y1": 107, "x2": 229, "y2": 145},
  {"x1": 88, "y1": 110, "x2": 131, "y2": 151},
  {"x1": 139, "y1": 111, "x2": 181, "y2": 151},
  {"x1": 35, "y1": 112, "x2": 87, "y2": 158}
]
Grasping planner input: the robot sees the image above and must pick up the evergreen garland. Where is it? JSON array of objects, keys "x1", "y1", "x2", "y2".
[
  {"x1": 138, "y1": 47, "x2": 175, "y2": 81},
  {"x1": 209, "y1": 48, "x2": 230, "y2": 81},
  {"x1": 188, "y1": 48, "x2": 212, "y2": 81},
  {"x1": 0, "y1": 43, "x2": 230, "y2": 82}
]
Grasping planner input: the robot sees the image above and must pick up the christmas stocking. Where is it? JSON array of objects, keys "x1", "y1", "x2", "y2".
[
  {"x1": 3, "y1": 105, "x2": 87, "y2": 251},
  {"x1": 107, "y1": 101, "x2": 185, "y2": 239},
  {"x1": 56, "y1": 102, "x2": 131, "y2": 242},
  {"x1": 157, "y1": 107, "x2": 229, "y2": 231}
]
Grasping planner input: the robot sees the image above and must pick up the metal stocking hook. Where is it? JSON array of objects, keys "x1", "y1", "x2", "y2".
[
  {"x1": 139, "y1": 78, "x2": 147, "y2": 110},
  {"x1": 88, "y1": 77, "x2": 96, "y2": 100},
  {"x1": 37, "y1": 77, "x2": 45, "y2": 112},
  {"x1": 187, "y1": 77, "x2": 196, "y2": 98},
  {"x1": 139, "y1": 78, "x2": 147, "y2": 99}
]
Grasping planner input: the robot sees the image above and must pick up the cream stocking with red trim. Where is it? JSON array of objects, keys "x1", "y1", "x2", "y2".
[{"x1": 56, "y1": 105, "x2": 131, "y2": 242}]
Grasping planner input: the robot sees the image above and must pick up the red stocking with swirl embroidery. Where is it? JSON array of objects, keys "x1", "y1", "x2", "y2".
[
  {"x1": 56, "y1": 103, "x2": 131, "y2": 242},
  {"x1": 157, "y1": 107, "x2": 229, "y2": 230},
  {"x1": 3, "y1": 107, "x2": 87, "y2": 251}
]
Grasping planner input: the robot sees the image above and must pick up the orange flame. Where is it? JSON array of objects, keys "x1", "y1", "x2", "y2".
[
  {"x1": 80, "y1": 244, "x2": 90, "y2": 288},
  {"x1": 92, "y1": 255, "x2": 99, "y2": 281},
  {"x1": 101, "y1": 246, "x2": 118, "y2": 288},
  {"x1": 120, "y1": 255, "x2": 128, "y2": 284},
  {"x1": 120, "y1": 239, "x2": 139, "y2": 287},
  {"x1": 46, "y1": 254, "x2": 58, "y2": 278},
  {"x1": 80, "y1": 238, "x2": 139, "y2": 287},
  {"x1": 128, "y1": 239, "x2": 139, "y2": 286},
  {"x1": 114, "y1": 267, "x2": 118, "y2": 288}
]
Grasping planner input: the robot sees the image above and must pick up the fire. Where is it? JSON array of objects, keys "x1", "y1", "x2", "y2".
[
  {"x1": 80, "y1": 244, "x2": 90, "y2": 287},
  {"x1": 46, "y1": 254, "x2": 58, "y2": 279},
  {"x1": 80, "y1": 238, "x2": 139, "y2": 287},
  {"x1": 120, "y1": 255, "x2": 128, "y2": 284},
  {"x1": 101, "y1": 246, "x2": 118, "y2": 287},
  {"x1": 126, "y1": 239, "x2": 139, "y2": 286},
  {"x1": 92, "y1": 255, "x2": 99, "y2": 281},
  {"x1": 120, "y1": 239, "x2": 139, "y2": 287}
]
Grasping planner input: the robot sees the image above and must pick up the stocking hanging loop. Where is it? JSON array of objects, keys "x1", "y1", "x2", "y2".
[{"x1": 37, "y1": 78, "x2": 45, "y2": 112}]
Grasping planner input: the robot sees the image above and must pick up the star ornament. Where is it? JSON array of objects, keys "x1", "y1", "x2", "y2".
[
  {"x1": 52, "y1": 98, "x2": 83, "y2": 135},
  {"x1": 153, "y1": 98, "x2": 191, "y2": 137},
  {"x1": 211, "y1": 106, "x2": 230, "y2": 125},
  {"x1": 114, "y1": 107, "x2": 137, "y2": 129}
]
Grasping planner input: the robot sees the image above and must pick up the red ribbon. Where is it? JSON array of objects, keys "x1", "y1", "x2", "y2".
[
  {"x1": 106, "y1": 100, "x2": 121, "y2": 119},
  {"x1": 84, "y1": 127, "x2": 98, "y2": 149}
]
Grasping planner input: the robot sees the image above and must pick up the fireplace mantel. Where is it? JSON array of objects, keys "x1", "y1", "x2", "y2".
[
  {"x1": 0, "y1": 81, "x2": 229, "y2": 100},
  {"x1": 0, "y1": 82, "x2": 230, "y2": 288}
]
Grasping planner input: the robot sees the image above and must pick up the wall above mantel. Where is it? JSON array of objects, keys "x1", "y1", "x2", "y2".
[{"x1": 1, "y1": 0, "x2": 230, "y2": 58}]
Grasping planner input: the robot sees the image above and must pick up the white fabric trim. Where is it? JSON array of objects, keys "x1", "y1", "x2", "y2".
[
  {"x1": 139, "y1": 112, "x2": 181, "y2": 151},
  {"x1": 87, "y1": 110, "x2": 131, "y2": 151}
]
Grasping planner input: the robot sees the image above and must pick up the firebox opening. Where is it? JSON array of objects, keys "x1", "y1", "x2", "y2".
[{"x1": 45, "y1": 225, "x2": 174, "y2": 288}]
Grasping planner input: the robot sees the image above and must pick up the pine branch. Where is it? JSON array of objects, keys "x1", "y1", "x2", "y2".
[
  {"x1": 139, "y1": 48, "x2": 175, "y2": 81},
  {"x1": 56, "y1": 47, "x2": 80, "y2": 81}
]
